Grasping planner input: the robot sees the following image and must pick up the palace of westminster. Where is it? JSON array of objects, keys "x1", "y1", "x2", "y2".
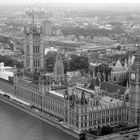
[{"x1": 12, "y1": 24, "x2": 140, "y2": 133}]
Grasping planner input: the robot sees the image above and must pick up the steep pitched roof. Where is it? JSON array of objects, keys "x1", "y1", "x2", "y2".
[{"x1": 112, "y1": 60, "x2": 125, "y2": 72}]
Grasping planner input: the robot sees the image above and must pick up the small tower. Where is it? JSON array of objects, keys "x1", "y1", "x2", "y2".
[
  {"x1": 124, "y1": 58, "x2": 128, "y2": 71},
  {"x1": 41, "y1": 20, "x2": 52, "y2": 36},
  {"x1": 128, "y1": 55, "x2": 131, "y2": 68},
  {"x1": 94, "y1": 72, "x2": 100, "y2": 95},
  {"x1": 53, "y1": 51, "x2": 65, "y2": 85}
]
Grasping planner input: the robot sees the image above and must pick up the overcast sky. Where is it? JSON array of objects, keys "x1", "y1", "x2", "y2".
[{"x1": 1, "y1": 0, "x2": 140, "y2": 5}]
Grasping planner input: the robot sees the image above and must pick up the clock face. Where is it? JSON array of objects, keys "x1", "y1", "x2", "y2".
[{"x1": 131, "y1": 73, "x2": 136, "y2": 80}]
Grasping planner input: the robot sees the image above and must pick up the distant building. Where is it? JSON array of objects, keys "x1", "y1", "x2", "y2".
[{"x1": 41, "y1": 20, "x2": 52, "y2": 36}]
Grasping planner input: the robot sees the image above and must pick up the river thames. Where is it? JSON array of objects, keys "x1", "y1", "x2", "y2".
[{"x1": 0, "y1": 101, "x2": 77, "y2": 140}]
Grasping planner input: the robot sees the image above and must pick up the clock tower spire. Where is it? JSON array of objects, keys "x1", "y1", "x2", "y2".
[{"x1": 129, "y1": 46, "x2": 140, "y2": 126}]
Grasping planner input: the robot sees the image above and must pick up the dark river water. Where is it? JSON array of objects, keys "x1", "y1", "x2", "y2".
[{"x1": 0, "y1": 101, "x2": 77, "y2": 140}]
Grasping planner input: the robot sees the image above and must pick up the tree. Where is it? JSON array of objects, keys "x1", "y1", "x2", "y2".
[
  {"x1": 63, "y1": 59, "x2": 70, "y2": 74},
  {"x1": 70, "y1": 55, "x2": 89, "y2": 71},
  {"x1": 44, "y1": 51, "x2": 57, "y2": 72},
  {"x1": 116, "y1": 45, "x2": 121, "y2": 50},
  {"x1": 0, "y1": 55, "x2": 23, "y2": 68},
  {"x1": 95, "y1": 63, "x2": 111, "y2": 81}
]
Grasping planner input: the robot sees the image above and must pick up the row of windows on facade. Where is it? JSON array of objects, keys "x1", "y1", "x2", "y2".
[
  {"x1": 71, "y1": 109, "x2": 127, "y2": 123},
  {"x1": 65, "y1": 115, "x2": 126, "y2": 128},
  {"x1": 15, "y1": 87, "x2": 64, "y2": 117},
  {"x1": 26, "y1": 45, "x2": 40, "y2": 54},
  {"x1": 90, "y1": 100, "x2": 99, "y2": 106},
  {"x1": 57, "y1": 67, "x2": 63, "y2": 75},
  {"x1": 43, "y1": 105, "x2": 64, "y2": 116},
  {"x1": 15, "y1": 87, "x2": 37, "y2": 102},
  {"x1": 33, "y1": 60, "x2": 40, "y2": 67},
  {"x1": 26, "y1": 58, "x2": 40, "y2": 68},
  {"x1": 43, "y1": 98, "x2": 64, "y2": 109},
  {"x1": 88, "y1": 108, "x2": 127, "y2": 118},
  {"x1": 33, "y1": 46, "x2": 40, "y2": 54},
  {"x1": 75, "y1": 105, "x2": 126, "y2": 114},
  {"x1": 64, "y1": 110, "x2": 126, "y2": 128},
  {"x1": 80, "y1": 115, "x2": 126, "y2": 128}
]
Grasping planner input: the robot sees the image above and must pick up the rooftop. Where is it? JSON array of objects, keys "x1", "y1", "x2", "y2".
[
  {"x1": 112, "y1": 60, "x2": 126, "y2": 72},
  {"x1": 76, "y1": 86, "x2": 94, "y2": 93},
  {"x1": 100, "y1": 81, "x2": 126, "y2": 95},
  {"x1": 49, "y1": 90, "x2": 64, "y2": 98},
  {"x1": 100, "y1": 96, "x2": 124, "y2": 105}
]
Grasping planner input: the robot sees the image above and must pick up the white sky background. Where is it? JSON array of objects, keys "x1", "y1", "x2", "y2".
[{"x1": 1, "y1": 0, "x2": 140, "y2": 5}]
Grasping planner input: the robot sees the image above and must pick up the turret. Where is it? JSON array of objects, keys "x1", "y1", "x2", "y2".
[
  {"x1": 103, "y1": 71, "x2": 106, "y2": 81},
  {"x1": 128, "y1": 55, "x2": 131, "y2": 67},
  {"x1": 124, "y1": 58, "x2": 128, "y2": 71}
]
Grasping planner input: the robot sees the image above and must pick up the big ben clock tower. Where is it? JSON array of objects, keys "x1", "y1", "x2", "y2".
[{"x1": 129, "y1": 46, "x2": 140, "y2": 126}]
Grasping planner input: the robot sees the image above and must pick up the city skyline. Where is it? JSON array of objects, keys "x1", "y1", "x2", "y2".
[{"x1": 1, "y1": 0, "x2": 140, "y2": 5}]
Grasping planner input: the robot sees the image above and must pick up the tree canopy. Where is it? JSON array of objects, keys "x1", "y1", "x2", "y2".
[
  {"x1": 44, "y1": 51, "x2": 57, "y2": 72},
  {"x1": 0, "y1": 55, "x2": 23, "y2": 68},
  {"x1": 44, "y1": 52, "x2": 89, "y2": 74},
  {"x1": 70, "y1": 55, "x2": 89, "y2": 71},
  {"x1": 95, "y1": 63, "x2": 112, "y2": 81},
  {"x1": 95, "y1": 63, "x2": 111, "y2": 75}
]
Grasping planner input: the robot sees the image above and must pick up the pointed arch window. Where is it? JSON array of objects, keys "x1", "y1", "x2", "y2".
[{"x1": 114, "y1": 76, "x2": 116, "y2": 81}]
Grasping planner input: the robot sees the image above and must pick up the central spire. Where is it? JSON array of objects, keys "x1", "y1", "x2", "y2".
[{"x1": 53, "y1": 51, "x2": 65, "y2": 85}]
